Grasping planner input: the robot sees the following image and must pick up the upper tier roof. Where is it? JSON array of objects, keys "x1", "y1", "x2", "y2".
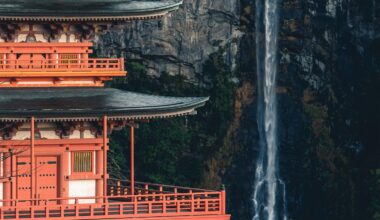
[
  {"x1": 0, "y1": 88, "x2": 208, "y2": 121},
  {"x1": 0, "y1": 0, "x2": 183, "y2": 21}
]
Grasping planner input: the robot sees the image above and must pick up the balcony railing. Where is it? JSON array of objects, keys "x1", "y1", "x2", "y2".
[
  {"x1": 0, "y1": 58, "x2": 124, "y2": 72},
  {"x1": 0, "y1": 179, "x2": 227, "y2": 219}
]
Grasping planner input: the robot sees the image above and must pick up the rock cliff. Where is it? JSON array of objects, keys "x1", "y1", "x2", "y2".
[
  {"x1": 99, "y1": 0, "x2": 380, "y2": 219},
  {"x1": 96, "y1": 0, "x2": 241, "y2": 80}
]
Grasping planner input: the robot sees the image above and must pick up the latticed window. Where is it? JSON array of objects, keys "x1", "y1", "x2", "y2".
[
  {"x1": 72, "y1": 151, "x2": 92, "y2": 173},
  {"x1": 60, "y1": 54, "x2": 79, "y2": 64}
]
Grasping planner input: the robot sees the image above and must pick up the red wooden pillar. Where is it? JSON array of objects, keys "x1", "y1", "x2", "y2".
[
  {"x1": 30, "y1": 117, "x2": 35, "y2": 203},
  {"x1": 60, "y1": 151, "x2": 69, "y2": 204},
  {"x1": 130, "y1": 125, "x2": 135, "y2": 195},
  {"x1": 103, "y1": 116, "x2": 108, "y2": 198},
  {"x1": 96, "y1": 150, "x2": 104, "y2": 201},
  {"x1": 3, "y1": 149, "x2": 11, "y2": 206}
]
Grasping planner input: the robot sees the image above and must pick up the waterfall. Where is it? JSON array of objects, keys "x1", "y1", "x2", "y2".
[{"x1": 252, "y1": 0, "x2": 287, "y2": 220}]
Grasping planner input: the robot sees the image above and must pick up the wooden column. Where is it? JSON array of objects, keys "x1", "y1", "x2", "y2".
[
  {"x1": 11, "y1": 153, "x2": 16, "y2": 201},
  {"x1": 30, "y1": 117, "x2": 35, "y2": 202},
  {"x1": 103, "y1": 116, "x2": 108, "y2": 198},
  {"x1": 3, "y1": 150, "x2": 11, "y2": 206},
  {"x1": 130, "y1": 125, "x2": 135, "y2": 195},
  {"x1": 60, "y1": 151, "x2": 69, "y2": 204},
  {"x1": 96, "y1": 150, "x2": 104, "y2": 200}
]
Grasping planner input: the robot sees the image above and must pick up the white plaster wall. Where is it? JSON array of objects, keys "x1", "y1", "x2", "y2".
[
  {"x1": 16, "y1": 34, "x2": 27, "y2": 42},
  {"x1": 68, "y1": 180, "x2": 96, "y2": 204},
  {"x1": 83, "y1": 130, "x2": 95, "y2": 139},
  {"x1": 40, "y1": 130, "x2": 60, "y2": 139},
  {"x1": 70, "y1": 130, "x2": 81, "y2": 139},
  {"x1": 11, "y1": 122, "x2": 97, "y2": 140},
  {"x1": 12, "y1": 131, "x2": 30, "y2": 140}
]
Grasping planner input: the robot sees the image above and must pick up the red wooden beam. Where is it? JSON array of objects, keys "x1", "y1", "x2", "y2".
[{"x1": 0, "y1": 138, "x2": 103, "y2": 147}]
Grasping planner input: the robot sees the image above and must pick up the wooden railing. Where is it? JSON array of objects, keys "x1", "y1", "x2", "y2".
[
  {"x1": 0, "y1": 180, "x2": 226, "y2": 219},
  {"x1": 108, "y1": 178, "x2": 217, "y2": 195},
  {"x1": 0, "y1": 58, "x2": 124, "y2": 72}
]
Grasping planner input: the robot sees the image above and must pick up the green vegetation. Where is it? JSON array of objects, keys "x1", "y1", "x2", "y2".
[
  {"x1": 109, "y1": 52, "x2": 235, "y2": 187},
  {"x1": 370, "y1": 169, "x2": 380, "y2": 220}
]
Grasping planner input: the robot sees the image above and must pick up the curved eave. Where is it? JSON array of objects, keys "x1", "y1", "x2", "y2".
[
  {"x1": 0, "y1": 88, "x2": 209, "y2": 122},
  {"x1": 0, "y1": 1, "x2": 183, "y2": 22}
]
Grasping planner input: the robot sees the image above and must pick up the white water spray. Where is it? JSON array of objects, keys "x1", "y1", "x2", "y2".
[{"x1": 252, "y1": 0, "x2": 287, "y2": 220}]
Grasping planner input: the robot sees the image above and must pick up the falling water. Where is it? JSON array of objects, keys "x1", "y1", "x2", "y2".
[{"x1": 252, "y1": 0, "x2": 287, "y2": 220}]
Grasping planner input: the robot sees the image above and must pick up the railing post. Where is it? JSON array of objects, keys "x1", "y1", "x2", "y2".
[
  {"x1": 133, "y1": 196, "x2": 138, "y2": 214},
  {"x1": 90, "y1": 204, "x2": 94, "y2": 216},
  {"x1": 221, "y1": 187, "x2": 226, "y2": 214},
  {"x1": 119, "y1": 203, "x2": 123, "y2": 215},
  {"x1": 46, "y1": 200, "x2": 49, "y2": 218},
  {"x1": 15, "y1": 206, "x2": 19, "y2": 219},
  {"x1": 60, "y1": 205, "x2": 64, "y2": 217},
  {"x1": 31, "y1": 206, "x2": 34, "y2": 218},
  {"x1": 148, "y1": 201, "x2": 152, "y2": 214},
  {"x1": 75, "y1": 198, "x2": 79, "y2": 217},
  {"x1": 191, "y1": 193, "x2": 194, "y2": 213},
  {"x1": 162, "y1": 195, "x2": 166, "y2": 214},
  {"x1": 176, "y1": 197, "x2": 180, "y2": 213},
  {"x1": 105, "y1": 200, "x2": 108, "y2": 216}
]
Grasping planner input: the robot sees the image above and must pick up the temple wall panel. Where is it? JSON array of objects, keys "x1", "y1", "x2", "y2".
[
  {"x1": 9, "y1": 122, "x2": 97, "y2": 140},
  {"x1": 12, "y1": 131, "x2": 30, "y2": 140},
  {"x1": 13, "y1": 24, "x2": 81, "y2": 43},
  {"x1": 35, "y1": 34, "x2": 47, "y2": 43},
  {"x1": 68, "y1": 180, "x2": 96, "y2": 204},
  {"x1": 16, "y1": 34, "x2": 28, "y2": 43},
  {"x1": 40, "y1": 130, "x2": 60, "y2": 139}
]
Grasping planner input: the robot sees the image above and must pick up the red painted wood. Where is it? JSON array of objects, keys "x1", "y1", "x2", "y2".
[
  {"x1": 30, "y1": 117, "x2": 35, "y2": 203},
  {"x1": 103, "y1": 116, "x2": 108, "y2": 197},
  {"x1": 36, "y1": 156, "x2": 58, "y2": 204},
  {"x1": 15, "y1": 157, "x2": 31, "y2": 206},
  {"x1": 0, "y1": 42, "x2": 126, "y2": 87},
  {"x1": 130, "y1": 125, "x2": 135, "y2": 195}
]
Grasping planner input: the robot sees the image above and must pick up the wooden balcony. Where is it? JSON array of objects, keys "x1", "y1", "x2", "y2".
[
  {"x1": 0, "y1": 42, "x2": 127, "y2": 87},
  {"x1": 0, "y1": 58, "x2": 125, "y2": 77},
  {"x1": 0, "y1": 179, "x2": 230, "y2": 220}
]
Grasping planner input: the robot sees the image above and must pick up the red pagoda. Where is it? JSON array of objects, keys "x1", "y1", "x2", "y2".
[{"x1": 0, "y1": 1, "x2": 230, "y2": 219}]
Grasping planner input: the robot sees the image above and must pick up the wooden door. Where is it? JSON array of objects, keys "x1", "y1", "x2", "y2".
[
  {"x1": 16, "y1": 157, "x2": 31, "y2": 205},
  {"x1": 36, "y1": 156, "x2": 58, "y2": 203},
  {"x1": 16, "y1": 156, "x2": 58, "y2": 205}
]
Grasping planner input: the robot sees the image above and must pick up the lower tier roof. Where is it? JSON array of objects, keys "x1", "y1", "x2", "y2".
[
  {"x1": 0, "y1": 0, "x2": 183, "y2": 21},
  {"x1": 0, "y1": 88, "x2": 208, "y2": 121}
]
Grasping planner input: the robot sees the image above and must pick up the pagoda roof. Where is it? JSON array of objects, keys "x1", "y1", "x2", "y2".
[
  {"x1": 0, "y1": 0, "x2": 183, "y2": 22},
  {"x1": 0, "y1": 88, "x2": 208, "y2": 122}
]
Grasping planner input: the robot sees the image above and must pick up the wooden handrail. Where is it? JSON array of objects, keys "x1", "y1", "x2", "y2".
[
  {"x1": 108, "y1": 178, "x2": 217, "y2": 193},
  {"x1": 0, "y1": 189, "x2": 225, "y2": 219},
  {"x1": 0, "y1": 58, "x2": 124, "y2": 72}
]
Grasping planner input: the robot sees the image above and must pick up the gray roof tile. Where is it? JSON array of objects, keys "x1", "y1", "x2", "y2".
[{"x1": 0, "y1": 88, "x2": 208, "y2": 119}]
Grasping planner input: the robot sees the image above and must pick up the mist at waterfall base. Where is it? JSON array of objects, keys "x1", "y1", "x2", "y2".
[{"x1": 252, "y1": 0, "x2": 287, "y2": 220}]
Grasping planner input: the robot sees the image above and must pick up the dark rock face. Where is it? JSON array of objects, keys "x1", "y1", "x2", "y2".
[
  {"x1": 97, "y1": 0, "x2": 380, "y2": 219},
  {"x1": 278, "y1": 0, "x2": 380, "y2": 219},
  {"x1": 95, "y1": 0, "x2": 241, "y2": 79}
]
